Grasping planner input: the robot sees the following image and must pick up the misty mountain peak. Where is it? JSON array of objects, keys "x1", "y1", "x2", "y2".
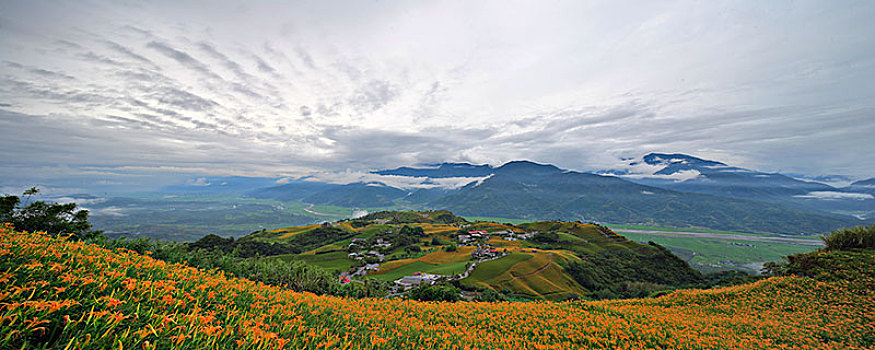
[
  {"x1": 641, "y1": 153, "x2": 726, "y2": 167},
  {"x1": 494, "y1": 161, "x2": 563, "y2": 176}
]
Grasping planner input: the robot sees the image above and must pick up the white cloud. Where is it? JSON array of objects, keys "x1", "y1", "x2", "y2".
[
  {"x1": 305, "y1": 170, "x2": 482, "y2": 190},
  {"x1": 794, "y1": 191, "x2": 874, "y2": 201},
  {"x1": 0, "y1": 1, "x2": 873, "y2": 191}
]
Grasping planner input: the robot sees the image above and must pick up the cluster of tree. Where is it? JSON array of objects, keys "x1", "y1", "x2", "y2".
[
  {"x1": 0, "y1": 187, "x2": 100, "y2": 239},
  {"x1": 375, "y1": 225, "x2": 425, "y2": 252},
  {"x1": 407, "y1": 284, "x2": 461, "y2": 302},
  {"x1": 531, "y1": 231, "x2": 560, "y2": 243},
  {"x1": 357, "y1": 210, "x2": 468, "y2": 225},
  {"x1": 95, "y1": 236, "x2": 390, "y2": 298},
  {"x1": 819, "y1": 224, "x2": 875, "y2": 250},
  {"x1": 565, "y1": 242, "x2": 705, "y2": 299},
  {"x1": 189, "y1": 234, "x2": 302, "y2": 257}
]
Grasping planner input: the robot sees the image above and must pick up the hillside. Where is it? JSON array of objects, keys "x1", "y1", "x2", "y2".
[
  {"x1": 606, "y1": 153, "x2": 875, "y2": 217},
  {"x1": 233, "y1": 211, "x2": 705, "y2": 300},
  {"x1": 431, "y1": 162, "x2": 858, "y2": 234},
  {"x1": 2, "y1": 224, "x2": 873, "y2": 349}
]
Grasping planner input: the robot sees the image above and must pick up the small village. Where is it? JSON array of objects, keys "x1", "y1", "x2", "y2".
[{"x1": 338, "y1": 226, "x2": 536, "y2": 296}]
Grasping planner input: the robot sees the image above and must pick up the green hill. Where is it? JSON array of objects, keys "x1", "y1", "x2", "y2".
[{"x1": 204, "y1": 211, "x2": 705, "y2": 300}]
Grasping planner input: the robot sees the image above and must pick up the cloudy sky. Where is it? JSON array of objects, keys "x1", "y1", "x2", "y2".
[{"x1": 1, "y1": 0, "x2": 874, "y2": 192}]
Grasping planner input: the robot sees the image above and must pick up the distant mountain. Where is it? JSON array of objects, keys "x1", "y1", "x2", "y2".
[
  {"x1": 372, "y1": 162, "x2": 493, "y2": 178},
  {"x1": 248, "y1": 180, "x2": 340, "y2": 202},
  {"x1": 623, "y1": 153, "x2": 833, "y2": 198},
  {"x1": 431, "y1": 160, "x2": 860, "y2": 234},
  {"x1": 302, "y1": 182, "x2": 408, "y2": 208},
  {"x1": 243, "y1": 157, "x2": 868, "y2": 234},
  {"x1": 848, "y1": 178, "x2": 875, "y2": 194},
  {"x1": 605, "y1": 153, "x2": 875, "y2": 216},
  {"x1": 161, "y1": 176, "x2": 281, "y2": 194}
]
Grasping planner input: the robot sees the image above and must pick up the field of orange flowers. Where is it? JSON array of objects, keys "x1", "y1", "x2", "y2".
[{"x1": 1, "y1": 223, "x2": 873, "y2": 349}]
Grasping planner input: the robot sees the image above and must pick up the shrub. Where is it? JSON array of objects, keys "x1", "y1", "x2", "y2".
[
  {"x1": 408, "y1": 284, "x2": 461, "y2": 302},
  {"x1": 820, "y1": 225, "x2": 875, "y2": 251}
]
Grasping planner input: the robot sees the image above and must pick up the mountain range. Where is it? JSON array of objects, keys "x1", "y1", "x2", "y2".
[{"x1": 246, "y1": 154, "x2": 873, "y2": 234}]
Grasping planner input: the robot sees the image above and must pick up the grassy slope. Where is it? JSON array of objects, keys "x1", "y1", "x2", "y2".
[
  {"x1": 2, "y1": 226, "x2": 873, "y2": 349},
  {"x1": 246, "y1": 219, "x2": 706, "y2": 300}
]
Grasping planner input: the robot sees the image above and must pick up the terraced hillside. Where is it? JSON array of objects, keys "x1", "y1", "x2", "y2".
[
  {"x1": 219, "y1": 211, "x2": 705, "y2": 300},
  {"x1": 1, "y1": 224, "x2": 873, "y2": 349}
]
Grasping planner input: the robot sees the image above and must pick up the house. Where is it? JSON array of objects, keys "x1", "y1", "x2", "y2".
[
  {"x1": 457, "y1": 235, "x2": 471, "y2": 243},
  {"x1": 468, "y1": 230, "x2": 488, "y2": 234},
  {"x1": 393, "y1": 273, "x2": 440, "y2": 290},
  {"x1": 351, "y1": 238, "x2": 368, "y2": 243},
  {"x1": 339, "y1": 276, "x2": 351, "y2": 284},
  {"x1": 364, "y1": 263, "x2": 381, "y2": 271},
  {"x1": 366, "y1": 250, "x2": 385, "y2": 261},
  {"x1": 374, "y1": 238, "x2": 392, "y2": 248},
  {"x1": 472, "y1": 247, "x2": 503, "y2": 259}
]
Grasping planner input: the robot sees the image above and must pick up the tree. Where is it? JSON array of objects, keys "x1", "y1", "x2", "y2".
[
  {"x1": 1, "y1": 187, "x2": 100, "y2": 239},
  {"x1": 408, "y1": 284, "x2": 461, "y2": 302}
]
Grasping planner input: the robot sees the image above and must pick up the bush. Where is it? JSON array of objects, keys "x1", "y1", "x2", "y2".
[
  {"x1": 532, "y1": 231, "x2": 559, "y2": 243},
  {"x1": 444, "y1": 244, "x2": 458, "y2": 252},
  {"x1": 408, "y1": 284, "x2": 461, "y2": 302},
  {"x1": 820, "y1": 225, "x2": 875, "y2": 251}
]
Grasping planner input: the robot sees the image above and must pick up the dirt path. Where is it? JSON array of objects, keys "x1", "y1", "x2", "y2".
[
  {"x1": 512, "y1": 253, "x2": 553, "y2": 279},
  {"x1": 616, "y1": 229, "x2": 823, "y2": 246}
]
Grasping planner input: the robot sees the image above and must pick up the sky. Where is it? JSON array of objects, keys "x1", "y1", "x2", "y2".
[{"x1": 1, "y1": 0, "x2": 874, "y2": 193}]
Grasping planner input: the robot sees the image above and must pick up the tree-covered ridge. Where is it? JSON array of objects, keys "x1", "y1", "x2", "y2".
[
  {"x1": 1, "y1": 225, "x2": 872, "y2": 349},
  {"x1": 355, "y1": 210, "x2": 469, "y2": 224}
]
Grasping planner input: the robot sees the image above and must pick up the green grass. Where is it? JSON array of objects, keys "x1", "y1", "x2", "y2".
[
  {"x1": 607, "y1": 223, "x2": 754, "y2": 235},
  {"x1": 556, "y1": 232, "x2": 589, "y2": 244},
  {"x1": 369, "y1": 261, "x2": 439, "y2": 281},
  {"x1": 619, "y1": 231, "x2": 820, "y2": 274},
  {"x1": 462, "y1": 253, "x2": 533, "y2": 284}
]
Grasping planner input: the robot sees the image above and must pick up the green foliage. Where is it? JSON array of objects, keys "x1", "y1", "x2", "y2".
[
  {"x1": 399, "y1": 225, "x2": 426, "y2": 236},
  {"x1": 474, "y1": 288, "x2": 508, "y2": 302},
  {"x1": 444, "y1": 244, "x2": 458, "y2": 252},
  {"x1": 290, "y1": 225, "x2": 357, "y2": 251},
  {"x1": 408, "y1": 284, "x2": 461, "y2": 302},
  {"x1": 0, "y1": 187, "x2": 99, "y2": 239},
  {"x1": 763, "y1": 247, "x2": 875, "y2": 292},
  {"x1": 820, "y1": 225, "x2": 875, "y2": 250},
  {"x1": 565, "y1": 243, "x2": 704, "y2": 299},
  {"x1": 358, "y1": 210, "x2": 468, "y2": 224},
  {"x1": 532, "y1": 231, "x2": 559, "y2": 243},
  {"x1": 190, "y1": 234, "x2": 302, "y2": 257}
]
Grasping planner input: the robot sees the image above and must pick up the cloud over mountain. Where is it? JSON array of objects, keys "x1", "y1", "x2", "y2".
[{"x1": 1, "y1": 1, "x2": 873, "y2": 191}]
